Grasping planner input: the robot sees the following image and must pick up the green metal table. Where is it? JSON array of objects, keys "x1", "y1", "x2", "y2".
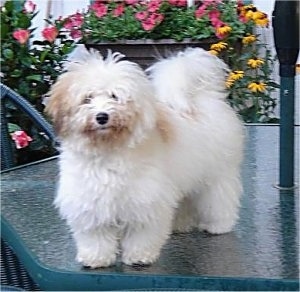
[{"x1": 1, "y1": 125, "x2": 299, "y2": 291}]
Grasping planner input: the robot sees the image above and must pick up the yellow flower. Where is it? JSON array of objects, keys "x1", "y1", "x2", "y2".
[
  {"x1": 247, "y1": 58, "x2": 264, "y2": 68},
  {"x1": 244, "y1": 4, "x2": 255, "y2": 11},
  {"x1": 242, "y1": 35, "x2": 256, "y2": 45},
  {"x1": 245, "y1": 10, "x2": 254, "y2": 20},
  {"x1": 226, "y1": 79, "x2": 235, "y2": 88},
  {"x1": 226, "y1": 71, "x2": 244, "y2": 88},
  {"x1": 229, "y1": 70, "x2": 244, "y2": 81},
  {"x1": 243, "y1": 4, "x2": 269, "y2": 26},
  {"x1": 216, "y1": 25, "x2": 232, "y2": 36},
  {"x1": 252, "y1": 11, "x2": 265, "y2": 20},
  {"x1": 248, "y1": 82, "x2": 266, "y2": 93},
  {"x1": 208, "y1": 50, "x2": 218, "y2": 56},
  {"x1": 254, "y1": 16, "x2": 269, "y2": 27},
  {"x1": 210, "y1": 42, "x2": 228, "y2": 52}
]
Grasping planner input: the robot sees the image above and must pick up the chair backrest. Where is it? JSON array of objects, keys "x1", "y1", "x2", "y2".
[{"x1": 1, "y1": 83, "x2": 56, "y2": 170}]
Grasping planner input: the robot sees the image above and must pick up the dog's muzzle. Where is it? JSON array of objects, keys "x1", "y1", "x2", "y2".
[{"x1": 96, "y1": 112, "x2": 109, "y2": 125}]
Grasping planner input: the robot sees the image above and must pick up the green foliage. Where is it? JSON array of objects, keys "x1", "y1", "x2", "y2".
[
  {"x1": 80, "y1": 1, "x2": 239, "y2": 42},
  {"x1": 1, "y1": 0, "x2": 74, "y2": 166},
  {"x1": 1, "y1": 0, "x2": 76, "y2": 111},
  {"x1": 74, "y1": 0, "x2": 278, "y2": 122},
  {"x1": 226, "y1": 43, "x2": 279, "y2": 123}
]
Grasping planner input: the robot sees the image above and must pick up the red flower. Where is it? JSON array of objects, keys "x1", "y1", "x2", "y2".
[
  {"x1": 90, "y1": 3, "x2": 107, "y2": 18},
  {"x1": 64, "y1": 12, "x2": 84, "y2": 30},
  {"x1": 203, "y1": 0, "x2": 222, "y2": 4},
  {"x1": 70, "y1": 29, "x2": 82, "y2": 40},
  {"x1": 23, "y1": 0, "x2": 36, "y2": 13},
  {"x1": 11, "y1": 130, "x2": 33, "y2": 149},
  {"x1": 168, "y1": 0, "x2": 187, "y2": 6},
  {"x1": 208, "y1": 10, "x2": 222, "y2": 27},
  {"x1": 150, "y1": 12, "x2": 164, "y2": 24},
  {"x1": 125, "y1": 0, "x2": 138, "y2": 5},
  {"x1": 13, "y1": 29, "x2": 30, "y2": 45},
  {"x1": 141, "y1": 13, "x2": 164, "y2": 31},
  {"x1": 113, "y1": 4, "x2": 125, "y2": 17},
  {"x1": 42, "y1": 26, "x2": 59, "y2": 42},
  {"x1": 142, "y1": 19, "x2": 156, "y2": 31},
  {"x1": 195, "y1": 4, "x2": 207, "y2": 18},
  {"x1": 147, "y1": 0, "x2": 161, "y2": 13},
  {"x1": 135, "y1": 11, "x2": 148, "y2": 21}
]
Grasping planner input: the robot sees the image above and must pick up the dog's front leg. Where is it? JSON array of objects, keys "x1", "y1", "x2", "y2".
[
  {"x1": 121, "y1": 218, "x2": 172, "y2": 266},
  {"x1": 73, "y1": 226, "x2": 119, "y2": 268}
]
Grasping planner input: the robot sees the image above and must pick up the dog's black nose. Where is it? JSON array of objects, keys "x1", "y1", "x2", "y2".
[{"x1": 96, "y1": 112, "x2": 109, "y2": 125}]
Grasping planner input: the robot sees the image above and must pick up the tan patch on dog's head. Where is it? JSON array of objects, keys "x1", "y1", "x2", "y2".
[
  {"x1": 45, "y1": 72, "x2": 79, "y2": 137},
  {"x1": 156, "y1": 106, "x2": 174, "y2": 144}
]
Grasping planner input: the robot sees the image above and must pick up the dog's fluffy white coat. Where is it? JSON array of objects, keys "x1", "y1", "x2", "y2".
[{"x1": 46, "y1": 48, "x2": 244, "y2": 268}]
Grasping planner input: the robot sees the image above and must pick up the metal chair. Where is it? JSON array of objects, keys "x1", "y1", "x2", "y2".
[
  {"x1": 1, "y1": 83, "x2": 56, "y2": 170},
  {"x1": 1, "y1": 83, "x2": 56, "y2": 291}
]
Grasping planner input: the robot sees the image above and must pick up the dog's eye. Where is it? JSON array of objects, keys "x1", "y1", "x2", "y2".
[
  {"x1": 83, "y1": 94, "x2": 93, "y2": 104},
  {"x1": 111, "y1": 94, "x2": 118, "y2": 101}
]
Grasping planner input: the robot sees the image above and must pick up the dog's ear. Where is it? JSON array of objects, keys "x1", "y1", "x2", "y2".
[{"x1": 44, "y1": 74, "x2": 73, "y2": 137}]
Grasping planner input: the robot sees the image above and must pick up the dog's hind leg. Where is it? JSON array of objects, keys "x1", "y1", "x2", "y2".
[
  {"x1": 172, "y1": 196, "x2": 198, "y2": 233},
  {"x1": 194, "y1": 176, "x2": 242, "y2": 234}
]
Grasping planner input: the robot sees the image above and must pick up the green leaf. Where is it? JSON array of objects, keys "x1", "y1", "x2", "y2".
[
  {"x1": 4, "y1": 0, "x2": 14, "y2": 13},
  {"x1": 2, "y1": 48, "x2": 14, "y2": 59},
  {"x1": 0, "y1": 23, "x2": 9, "y2": 39},
  {"x1": 8, "y1": 123, "x2": 22, "y2": 134},
  {"x1": 11, "y1": 69, "x2": 22, "y2": 77},
  {"x1": 17, "y1": 13, "x2": 32, "y2": 29},
  {"x1": 26, "y1": 75, "x2": 43, "y2": 82}
]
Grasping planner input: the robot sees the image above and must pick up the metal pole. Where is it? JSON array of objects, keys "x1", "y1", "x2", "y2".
[
  {"x1": 272, "y1": 0, "x2": 299, "y2": 189},
  {"x1": 279, "y1": 77, "x2": 295, "y2": 188}
]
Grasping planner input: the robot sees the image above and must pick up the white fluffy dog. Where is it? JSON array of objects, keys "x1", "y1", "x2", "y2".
[{"x1": 45, "y1": 48, "x2": 244, "y2": 268}]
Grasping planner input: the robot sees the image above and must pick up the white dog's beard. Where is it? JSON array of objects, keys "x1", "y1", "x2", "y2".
[
  {"x1": 72, "y1": 108, "x2": 138, "y2": 148},
  {"x1": 82, "y1": 122, "x2": 131, "y2": 145}
]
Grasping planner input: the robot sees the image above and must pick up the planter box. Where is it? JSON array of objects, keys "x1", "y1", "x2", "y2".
[{"x1": 84, "y1": 38, "x2": 216, "y2": 68}]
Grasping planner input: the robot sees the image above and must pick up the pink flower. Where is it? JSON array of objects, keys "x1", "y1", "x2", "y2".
[
  {"x1": 209, "y1": 10, "x2": 222, "y2": 27},
  {"x1": 11, "y1": 131, "x2": 33, "y2": 149},
  {"x1": 149, "y1": 12, "x2": 164, "y2": 24},
  {"x1": 23, "y1": 0, "x2": 36, "y2": 13},
  {"x1": 90, "y1": 3, "x2": 107, "y2": 18},
  {"x1": 13, "y1": 29, "x2": 30, "y2": 45},
  {"x1": 42, "y1": 26, "x2": 58, "y2": 43},
  {"x1": 70, "y1": 29, "x2": 82, "y2": 40},
  {"x1": 202, "y1": 0, "x2": 222, "y2": 5},
  {"x1": 141, "y1": 12, "x2": 164, "y2": 31},
  {"x1": 113, "y1": 4, "x2": 125, "y2": 17},
  {"x1": 168, "y1": 0, "x2": 187, "y2": 6},
  {"x1": 238, "y1": 14, "x2": 248, "y2": 23},
  {"x1": 195, "y1": 4, "x2": 207, "y2": 18},
  {"x1": 64, "y1": 12, "x2": 84, "y2": 29},
  {"x1": 141, "y1": 19, "x2": 156, "y2": 31},
  {"x1": 125, "y1": 0, "x2": 138, "y2": 5},
  {"x1": 135, "y1": 11, "x2": 148, "y2": 21},
  {"x1": 147, "y1": 0, "x2": 161, "y2": 13}
]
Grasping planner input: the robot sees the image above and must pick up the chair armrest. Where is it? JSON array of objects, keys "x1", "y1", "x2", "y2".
[{"x1": 1, "y1": 83, "x2": 56, "y2": 170}]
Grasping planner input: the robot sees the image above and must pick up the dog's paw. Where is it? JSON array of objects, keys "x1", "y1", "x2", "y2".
[
  {"x1": 76, "y1": 250, "x2": 116, "y2": 268},
  {"x1": 122, "y1": 249, "x2": 159, "y2": 266},
  {"x1": 198, "y1": 219, "x2": 235, "y2": 235},
  {"x1": 172, "y1": 222, "x2": 195, "y2": 233}
]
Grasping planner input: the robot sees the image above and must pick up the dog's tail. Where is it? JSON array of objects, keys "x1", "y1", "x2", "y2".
[{"x1": 148, "y1": 48, "x2": 229, "y2": 112}]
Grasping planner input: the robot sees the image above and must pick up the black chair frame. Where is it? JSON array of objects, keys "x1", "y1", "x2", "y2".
[{"x1": 1, "y1": 83, "x2": 56, "y2": 290}]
